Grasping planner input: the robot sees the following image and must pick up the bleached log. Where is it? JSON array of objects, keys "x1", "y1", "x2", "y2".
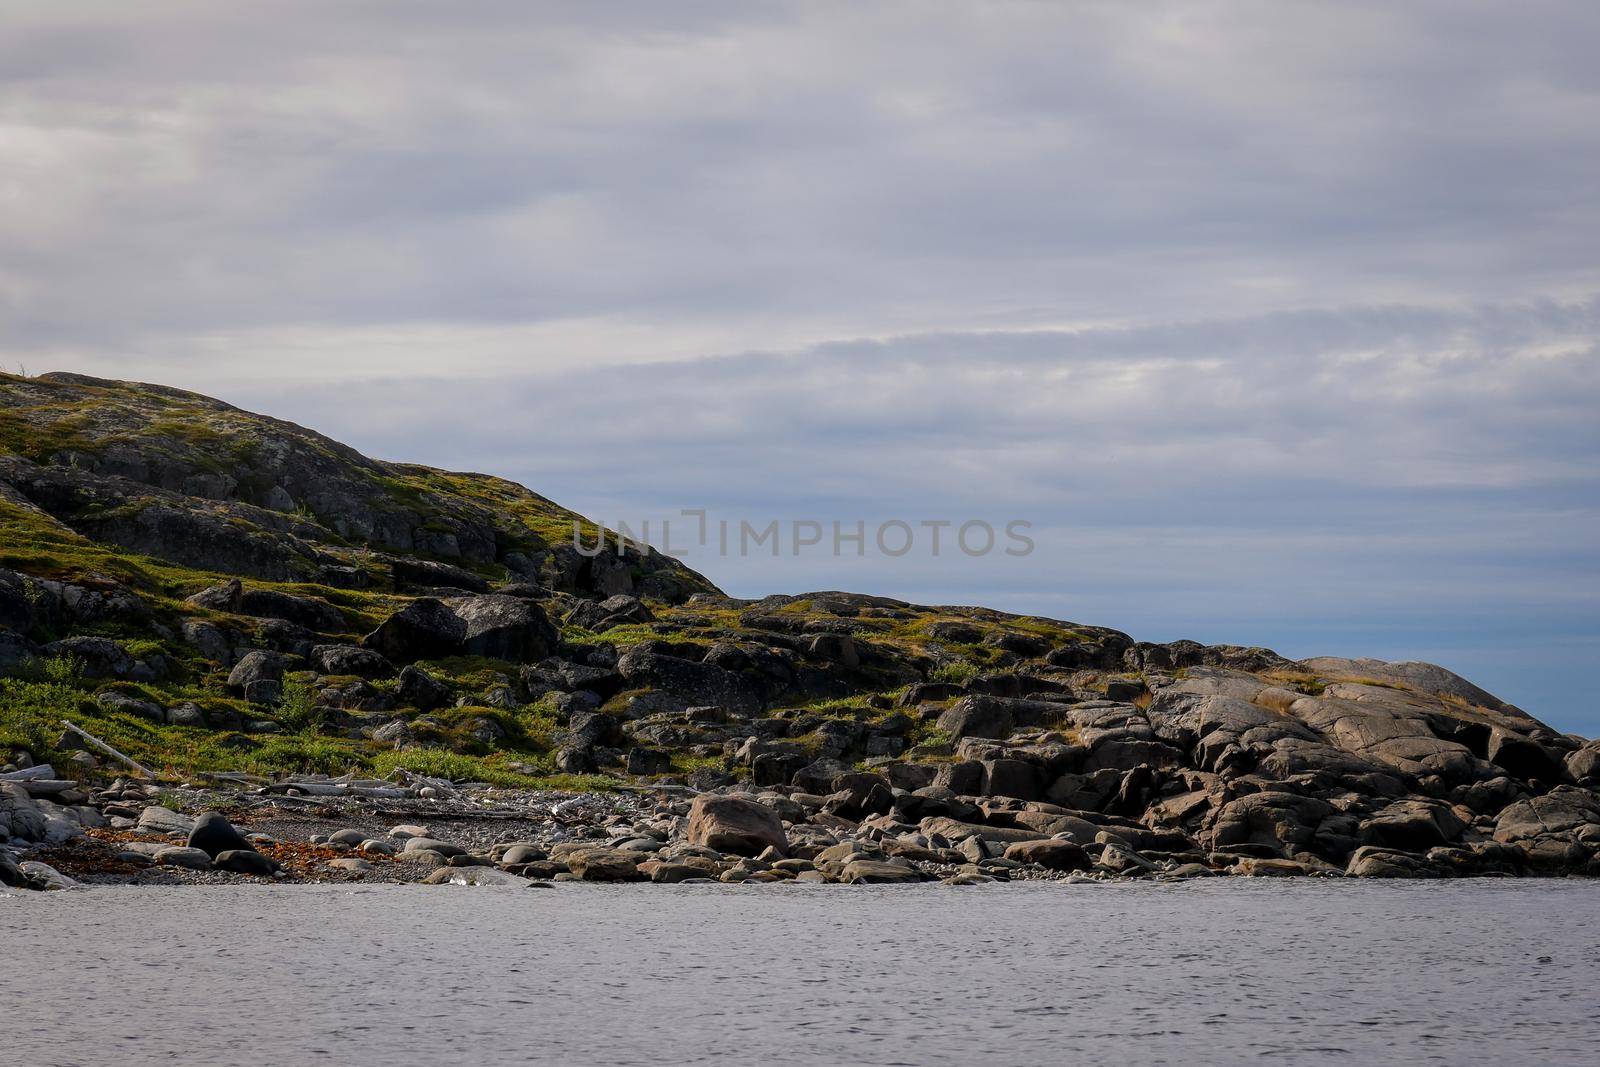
[
  {"x1": 59, "y1": 720, "x2": 155, "y2": 778},
  {"x1": 0, "y1": 764, "x2": 57, "y2": 782}
]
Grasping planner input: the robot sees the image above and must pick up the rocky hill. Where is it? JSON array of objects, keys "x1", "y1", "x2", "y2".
[{"x1": 3, "y1": 370, "x2": 1599, "y2": 883}]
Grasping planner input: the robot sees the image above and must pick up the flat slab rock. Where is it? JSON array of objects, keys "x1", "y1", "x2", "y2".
[
  {"x1": 422, "y1": 867, "x2": 535, "y2": 888},
  {"x1": 138, "y1": 807, "x2": 196, "y2": 834}
]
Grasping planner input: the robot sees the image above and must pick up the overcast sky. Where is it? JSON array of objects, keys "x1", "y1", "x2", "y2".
[{"x1": 3, "y1": 2, "x2": 1597, "y2": 730}]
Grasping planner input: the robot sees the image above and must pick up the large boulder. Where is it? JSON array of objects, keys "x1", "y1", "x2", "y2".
[
  {"x1": 213, "y1": 849, "x2": 281, "y2": 876},
  {"x1": 450, "y1": 595, "x2": 559, "y2": 660},
  {"x1": 188, "y1": 579, "x2": 345, "y2": 632},
  {"x1": 187, "y1": 812, "x2": 255, "y2": 859},
  {"x1": 226, "y1": 650, "x2": 285, "y2": 703},
  {"x1": 1299, "y1": 657, "x2": 1511, "y2": 710},
  {"x1": 937, "y1": 697, "x2": 1014, "y2": 741},
  {"x1": 838, "y1": 858, "x2": 924, "y2": 883},
  {"x1": 918, "y1": 816, "x2": 1043, "y2": 845},
  {"x1": 363, "y1": 599, "x2": 465, "y2": 662},
  {"x1": 1289, "y1": 693, "x2": 1488, "y2": 783},
  {"x1": 42, "y1": 636, "x2": 135, "y2": 679},
  {"x1": 616, "y1": 647, "x2": 762, "y2": 714},
  {"x1": 1004, "y1": 838, "x2": 1092, "y2": 871},
  {"x1": 1208, "y1": 791, "x2": 1338, "y2": 857},
  {"x1": 1567, "y1": 742, "x2": 1600, "y2": 787},
  {"x1": 1485, "y1": 728, "x2": 1569, "y2": 784},
  {"x1": 981, "y1": 758, "x2": 1042, "y2": 800},
  {"x1": 0, "y1": 627, "x2": 37, "y2": 674},
  {"x1": 1493, "y1": 787, "x2": 1600, "y2": 843},
  {"x1": 1346, "y1": 845, "x2": 1441, "y2": 878},
  {"x1": 564, "y1": 847, "x2": 646, "y2": 882},
  {"x1": 96, "y1": 690, "x2": 165, "y2": 723},
  {"x1": 1357, "y1": 798, "x2": 1468, "y2": 851},
  {"x1": 362, "y1": 595, "x2": 557, "y2": 664},
  {"x1": 0, "y1": 783, "x2": 47, "y2": 844},
  {"x1": 310, "y1": 644, "x2": 392, "y2": 679},
  {"x1": 686, "y1": 794, "x2": 787, "y2": 857},
  {"x1": 565, "y1": 594, "x2": 654, "y2": 633},
  {"x1": 396, "y1": 665, "x2": 452, "y2": 710}
]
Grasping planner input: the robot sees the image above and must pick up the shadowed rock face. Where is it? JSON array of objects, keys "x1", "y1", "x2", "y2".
[
  {"x1": 0, "y1": 372, "x2": 711, "y2": 599},
  {"x1": 2, "y1": 370, "x2": 1597, "y2": 880}
]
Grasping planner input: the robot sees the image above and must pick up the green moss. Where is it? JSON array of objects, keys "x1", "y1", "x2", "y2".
[
  {"x1": 247, "y1": 735, "x2": 358, "y2": 776},
  {"x1": 367, "y1": 748, "x2": 618, "y2": 791},
  {"x1": 414, "y1": 655, "x2": 514, "y2": 691},
  {"x1": 563, "y1": 622, "x2": 698, "y2": 648},
  {"x1": 670, "y1": 752, "x2": 728, "y2": 775},
  {"x1": 0, "y1": 405, "x2": 103, "y2": 462}
]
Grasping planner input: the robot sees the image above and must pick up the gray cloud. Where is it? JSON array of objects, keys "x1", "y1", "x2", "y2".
[
  {"x1": 5, "y1": 1, "x2": 1600, "y2": 346},
  {"x1": 2, "y1": 2, "x2": 1597, "y2": 728}
]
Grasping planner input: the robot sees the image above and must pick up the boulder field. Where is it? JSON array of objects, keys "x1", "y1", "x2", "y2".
[{"x1": 2, "y1": 371, "x2": 1598, "y2": 889}]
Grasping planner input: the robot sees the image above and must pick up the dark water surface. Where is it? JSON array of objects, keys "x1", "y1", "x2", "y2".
[{"x1": 4, "y1": 879, "x2": 1598, "y2": 1066}]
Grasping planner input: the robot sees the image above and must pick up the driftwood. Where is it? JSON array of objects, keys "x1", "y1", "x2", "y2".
[
  {"x1": 258, "y1": 781, "x2": 415, "y2": 800},
  {"x1": 0, "y1": 764, "x2": 59, "y2": 782},
  {"x1": 15, "y1": 779, "x2": 77, "y2": 798},
  {"x1": 59, "y1": 719, "x2": 156, "y2": 778},
  {"x1": 203, "y1": 771, "x2": 270, "y2": 787}
]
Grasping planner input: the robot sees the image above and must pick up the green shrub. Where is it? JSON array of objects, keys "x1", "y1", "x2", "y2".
[
  {"x1": 930, "y1": 659, "x2": 978, "y2": 685},
  {"x1": 249, "y1": 735, "x2": 361, "y2": 777},
  {"x1": 369, "y1": 749, "x2": 536, "y2": 787},
  {"x1": 274, "y1": 677, "x2": 321, "y2": 733}
]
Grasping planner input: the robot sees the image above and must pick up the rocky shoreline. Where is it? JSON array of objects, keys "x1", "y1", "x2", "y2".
[
  {"x1": 4, "y1": 372, "x2": 1600, "y2": 892},
  {"x1": 7, "y1": 749, "x2": 1600, "y2": 892}
]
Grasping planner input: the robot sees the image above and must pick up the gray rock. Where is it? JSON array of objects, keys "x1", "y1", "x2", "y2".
[
  {"x1": 0, "y1": 782, "x2": 50, "y2": 844},
  {"x1": 362, "y1": 595, "x2": 557, "y2": 664},
  {"x1": 1346, "y1": 845, "x2": 1440, "y2": 878},
  {"x1": 1493, "y1": 787, "x2": 1600, "y2": 843},
  {"x1": 395, "y1": 849, "x2": 448, "y2": 870},
  {"x1": 187, "y1": 812, "x2": 255, "y2": 859},
  {"x1": 226, "y1": 650, "x2": 285, "y2": 698},
  {"x1": 371, "y1": 719, "x2": 413, "y2": 745},
  {"x1": 424, "y1": 867, "x2": 534, "y2": 887},
  {"x1": 137, "y1": 805, "x2": 196, "y2": 835},
  {"x1": 840, "y1": 858, "x2": 924, "y2": 883},
  {"x1": 154, "y1": 846, "x2": 213, "y2": 869},
  {"x1": 563, "y1": 848, "x2": 645, "y2": 882},
  {"x1": 616, "y1": 646, "x2": 763, "y2": 715},
  {"x1": 1208, "y1": 791, "x2": 1338, "y2": 857},
  {"x1": 499, "y1": 844, "x2": 546, "y2": 866},
  {"x1": 18, "y1": 860, "x2": 82, "y2": 890},
  {"x1": 310, "y1": 644, "x2": 393, "y2": 679},
  {"x1": 1358, "y1": 798, "x2": 1468, "y2": 851},
  {"x1": 188, "y1": 580, "x2": 345, "y2": 632},
  {"x1": 96, "y1": 690, "x2": 165, "y2": 723},
  {"x1": 165, "y1": 702, "x2": 210, "y2": 728},
  {"x1": 213, "y1": 849, "x2": 281, "y2": 876},
  {"x1": 181, "y1": 619, "x2": 232, "y2": 663},
  {"x1": 1567, "y1": 742, "x2": 1600, "y2": 787},
  {"x1": 402, "y1": 836, "x2": 466, "y2": 858},
  {"x1": 1004, "y1": 838, "x2": 1092, "y2": 871},
  {"x1": 43, "y1": 636, "x2": 135, "y2": 679},
  {"x1": 937, "y1": 696, "x2": 1014, "y2": 741},
  {"x1": 395, "y1": 665, "x2": 452, "y2": 710}
]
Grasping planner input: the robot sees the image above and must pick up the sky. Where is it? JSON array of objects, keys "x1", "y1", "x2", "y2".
[{"x1": 2, "y1": 2, "x2": 1597, "y2": 731}]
